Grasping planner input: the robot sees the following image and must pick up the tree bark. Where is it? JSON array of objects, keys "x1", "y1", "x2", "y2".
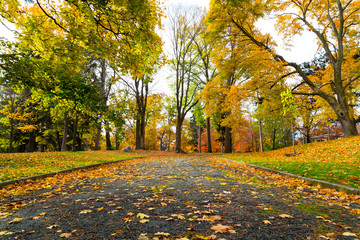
[
  {"x1": 224, "y1": 126, "x2": 232, "y2": 153},
  {"x1": 291, "y1": 119, "x2": 296, "y2": 155},
  {"x1": 198, "y1": 126, "x2": 201, "y2": 153},
  {"x1": 9, "y1": 117, "x2": 14, "y2": 153},
  {"x1": 272, "y1": 128, "x2": 276, "y2": 150},
  {"x1": 106, "y1": 131, "x2": 111, "y2": 150},
  {"x1": 94, "y1": 120, "x2": 102, "y2": 150},
  {"x1": 206, "y1": 117, "x2": 212, "y2": 153},
  {"x1": 27, "y1": 131, "x2": 36, "y2": 152},
  {"x1": 61, "y1": 112, "x2": 69, "y2": 152},
  {"x1": 175, "y1": 117, "x2": 184, "y2": 153},
  {"x1": 259, "y1": 120, "x2": 264, "y2": 152},
  {"x1": 115, "y1": 133, "x2": 120, "y2": 150},
  {"x1": 72, "y1": 113, "x2": 78, "y2": 151}
]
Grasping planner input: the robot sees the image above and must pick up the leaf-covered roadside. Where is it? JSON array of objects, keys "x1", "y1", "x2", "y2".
[
  {"x1": 0, "y1": 157, "x2": 359, "y2": 239},
  {"x1": 0, "y1": 150, "x2": 149, "y2": 182},
  {"x1": 222, "y1": 136, "x2": 360, "y2": 188}
]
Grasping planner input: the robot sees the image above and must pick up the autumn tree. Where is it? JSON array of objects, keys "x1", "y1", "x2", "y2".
[
  {"x1": 207, "y1": 0, "x2": 360, "y2": 138},
  {"x1": 168, "y1": 5, "x2": 204, "y2": 152},
  {"x1": 192, "y1": 10, "x2": 217, "y2": 153}
]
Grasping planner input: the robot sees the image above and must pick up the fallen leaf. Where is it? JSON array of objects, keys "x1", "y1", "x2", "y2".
[
  {"x1": 0, "y1": 230, "x2": 14, "y2": 235},
  {"x1": 279, "y1": 214, "x2": 293, "y2": 219},
  {"x1": 137, "y1": 213, "x2": 149, "y2": 219},
  {"x1": 138, "y1": 233, "x2": 149, "y2": 240},
  {"x1": 108, "y1": 210, "x2": 119, "y2": 214},
  {"x1": 326, "y1": 233, "x2": 335, "y2": 238},
  {"x1": 127, "y1": 212, "x2": 135, "y2": 216},
  {"x1": 47, "y1": 225, "x2": 59, "y2": 229},
  {"x1": 210, "y1": 224, "x2": 233, "y2": 233},
  {"x1": 8, "y1": 218, "x2": 23, "y2": 224},
  {"x1": 161, "y1": 202, "x2": 167, "y2": 206},
  {"x1": 262, "y1": 220, "x2": 271, "y2": 225},
  {"x1": 208, "y1": 215, "x2": 222, "y2": 221},
  {"x1": 155, "y1": 232, "x2": 170, "y2": 236},
  {"x1": 79, "y1": 209, "x2": 92, "y2": 214},
  {"x1": 59, "y1": 233, "x2": 72, "y2": 238},
  {"x1": 343, "y1": 232, "x2": 357, "y2": 237},
  {"x1": 140, "y1": 219, "x2": 150, "y2": 223},
  {"x1": 97, "y1": 207, "x2": 104, "y2": 211}
]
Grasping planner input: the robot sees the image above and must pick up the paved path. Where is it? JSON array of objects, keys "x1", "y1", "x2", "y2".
[{"x1": 0, "y1": 156, "x2": 359, "y2": 239}]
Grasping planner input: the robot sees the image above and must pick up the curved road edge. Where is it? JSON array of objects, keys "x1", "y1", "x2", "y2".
[
  {"x1": 0, "y1": 157, "x2": 146, "y2": 189},
  {"x1": 217, "y1": 157, "x2": 360, "y2": 195}
]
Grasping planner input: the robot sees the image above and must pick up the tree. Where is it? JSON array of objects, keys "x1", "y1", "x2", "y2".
[
  {"x1": 207, "y1": 0, "x2": 360, "y2": 137},
  {"x1": 168, "y1": 5, "x2": 204, "y2": 152},
  {"x1": 281, "y1": 89, "x2": 298, "y2": 154},
  {"x1": 192, "y1": 10, "x2": 217, "y2": 153},
  {"x1": 194, "y1": 102, "x2": 206, "y2": 152}
]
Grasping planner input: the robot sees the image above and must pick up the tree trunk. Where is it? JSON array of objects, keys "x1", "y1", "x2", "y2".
[
  {"x1": 9, "y1": 117, "x2": 14, "y2": 153},
  {"x1": 224, "y1": 126, "x2": 232, "y2": 153},
  {"x1": 327, "y1": 124, "x2": 331, "y2": 140},
  {"x1": 56, "y1": 130, "x2": 61, "y2": 151},
  {"x1": 198, "y1": 126, "x2": 201, "y2": 153},
  {"x1": 27, "y1": 131, "x2": 36, "y2": 152},
  {"x1": 259, "y1": 120, "x2": 264, "y2": 152},
  {"x1": 206, "y1": 117, "x2": 212, "y2": 153},
  {"x1": 61, "y1": 112, "x2": 69, "y2": 152},
  {"x1": 77, "y1": 130, "x2": 83, "y2": 150},
  {"x1": 94, "y1": 120, "x2": 102, "y2": 150},
  {"x1": 168, "y1": 129, "x2": 171, "y2": 151},
  {"x1": 175, "y1": 117, "x2": 184, "y2": 153},
  {"x1": 338, "y1": 114, "x2": 358, "y2": 137},
  {"x1": 115, "y1": 133, "x2": 120, "y2": 150},
  {"x1": 140, "y1": 114, "x2": 146, "y2": 149},
  {"x1": 106, "y1": 131, "x2": 112, "y2": 150},
  {"x1": 72, "y1": 114, "x2": 78, "y2": 151},
  {"x1": 272, "y1": 128, "x2": 276, "y2": 150},
  {"x1": 135, "y1": 116, "x2": 141, "y2": 150},
  {"x1": 291, "y1": 119, "x2": 296, "y2": 155}
]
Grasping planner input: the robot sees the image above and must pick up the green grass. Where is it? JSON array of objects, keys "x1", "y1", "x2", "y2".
[
  {"x1": 0, "y1": 150, "x2": 148, "y2": 182},
  {"x1": 222, "y1": 136, "x2": 360, "y2": 189}
]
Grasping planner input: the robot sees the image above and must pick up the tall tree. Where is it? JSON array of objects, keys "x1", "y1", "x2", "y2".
[
  {"x1": 168, "y1": 5, "x2": 203, "y2": 152},
  {"x1": 207, "y1": 0, "x2": 360, "y2": 137},
  {"x1": 192, "y1": 10, "x2": 217, "y2": 153}
]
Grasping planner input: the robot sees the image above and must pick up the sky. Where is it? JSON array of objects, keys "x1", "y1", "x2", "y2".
[{"x1": 0, "y1": 0, "x2": 318, "y2": 93}]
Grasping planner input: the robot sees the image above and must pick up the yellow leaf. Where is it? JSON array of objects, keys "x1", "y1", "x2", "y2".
[
  {"x1": 79, "y1": 210, "x2": 92, "y2": 214},
  {"x1": 262, "y1": 220, "x2": 271, "y2": 225},
  {"x1": 140, "y1": 219, "x2": 150, "y2": 223},
  {"x1": 137, "y1": 213, "x2": 149, "y2": 219},
  {"x1": 59, "y1": 233, "x2": 72, "y2": 238},
  {"x1": 210, "y1": 224, "x2": 233, "y2": 233},
  {"x1": 279, "y1": 214, "x2": 293, "y2": 219},
  {"x1": 155, "y1": 232, "x2": 170, "y2": 236},
  {"x1": 47, "y1": 225, "x2": 59, "y2": 229},
  {"x1": 8, "y1": 218, "x2": 22, "y2": 224},
  {"x1": 343, "y1": 232, "x2": 357, "y2": 237},
  {"x1": 0, "y1": 230, "x2": 14, "y2": 235},
  {"x1": 97, "y1": 207, "x2": 104, "y2": 211}
]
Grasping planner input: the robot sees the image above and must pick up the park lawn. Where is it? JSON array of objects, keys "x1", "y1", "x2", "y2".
[
  {"x1": 222, "y1": 136, "x2": 360, "y2": 189},
  {"x1": 0, "y1": 150, "x2": 149, "y2": 182}
]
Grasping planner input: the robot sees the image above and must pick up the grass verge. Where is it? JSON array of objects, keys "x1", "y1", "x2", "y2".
[
  {"x1": 221, "y1": 136, "x2": 360, "y2": 189},
  {"x1": 0, "y1": 150, "x2": 150, "y2": 182}
]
